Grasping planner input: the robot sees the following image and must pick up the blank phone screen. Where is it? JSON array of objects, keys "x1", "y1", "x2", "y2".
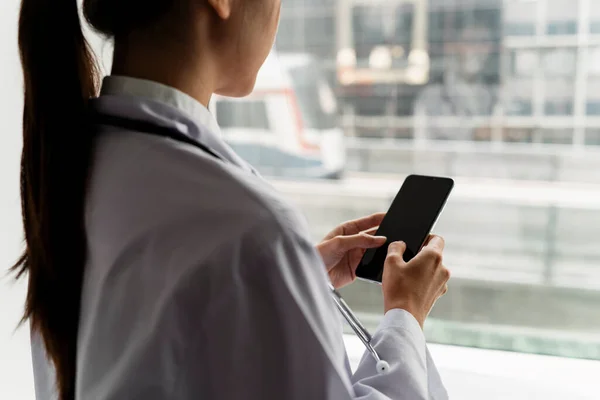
[{"x1": 355, "y1": 175, "x2": 454, "y2": 283}]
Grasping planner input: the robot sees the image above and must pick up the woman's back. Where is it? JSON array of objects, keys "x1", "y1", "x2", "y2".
[{"x1": 70, "y1": 78, "x2": 344, "y2": 398}]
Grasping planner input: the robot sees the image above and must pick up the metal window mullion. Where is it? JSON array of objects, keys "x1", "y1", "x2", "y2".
[
  {"x1": 573, "y1": 0, "x2": 590, "y2": 148},
  {"x1": 533, "y1": 0, "x2": 547, "y2": 133},
  {"x1": 336, "y1": 0, "x2": 353, "y2": 51}
]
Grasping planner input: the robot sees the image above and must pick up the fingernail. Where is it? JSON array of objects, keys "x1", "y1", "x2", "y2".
[{"x1": 374, "y1": 236, "x2": 387, "y2": 240}]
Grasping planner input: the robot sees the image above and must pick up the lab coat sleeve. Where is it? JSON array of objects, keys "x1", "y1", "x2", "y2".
[
  {"x1": 198, "y1": 214, "x2": 448, "y2": 400},
  {"x1": 351, "y1": 309, "x2": 448, "y2": 399}
]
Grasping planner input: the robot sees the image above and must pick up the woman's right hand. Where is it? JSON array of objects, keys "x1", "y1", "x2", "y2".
[{"x1": 382, "y1": 236, "x2": 450, "y2": 328}]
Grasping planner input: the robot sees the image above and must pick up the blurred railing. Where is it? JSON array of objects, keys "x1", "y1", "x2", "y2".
[
  {"x1": 338, "y1": 108, "x2": 600, "y2": 182},
  {"x1": 272, "y1": 174, "x2": 600, "y2": 360},
  {"x1": 344, "y1": 136, "x2": 600, "y2": 184},
  {"x1": 274, "y1": 175, "x2": 600, "y2": 291}
]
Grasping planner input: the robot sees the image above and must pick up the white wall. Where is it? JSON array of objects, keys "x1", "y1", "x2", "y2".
[
  {"x1": 0, "y1": 0, "x2": 34, "y2": 398},
  {"x1": 0, "y1": 2, "x2": 111, "y2": 398}
]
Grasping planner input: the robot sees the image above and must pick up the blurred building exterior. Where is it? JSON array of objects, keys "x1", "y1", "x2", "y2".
[
  {"x1": 274, "y1": 1, "x2": 600, "y2": 361},
  {"x1": 275, "y1": 0, "x2": 600, "y2": 147}
]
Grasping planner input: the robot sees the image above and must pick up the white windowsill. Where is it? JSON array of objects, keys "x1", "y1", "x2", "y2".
[{"x1": 343, "y1": 334, "x2": 600, "y2": 400}]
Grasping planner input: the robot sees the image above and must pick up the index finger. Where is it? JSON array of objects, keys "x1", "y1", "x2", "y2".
[
  {"x1": 423, "y1": 235, "x2": 445, "y2": 252},
  {"x1": 346, "y1": 212, "x2": 386, "y2": 234},
  {"x1": 362, "y1": 226, "x2": 380, "y2": 236}
]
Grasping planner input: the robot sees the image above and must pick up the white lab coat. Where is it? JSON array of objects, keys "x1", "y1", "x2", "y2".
[{"x1": 30, "y1": 76, "x2": 448, "y2": 399}]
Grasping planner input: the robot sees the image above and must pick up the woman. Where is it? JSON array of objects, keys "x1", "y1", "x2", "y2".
[{"x1": 14, "y1": 0, "x2": 451, "y2": 399}]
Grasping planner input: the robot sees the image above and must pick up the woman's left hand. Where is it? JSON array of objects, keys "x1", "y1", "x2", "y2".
[{"x1": 316, "y1": 213, "x2": 387, "y2": 289}]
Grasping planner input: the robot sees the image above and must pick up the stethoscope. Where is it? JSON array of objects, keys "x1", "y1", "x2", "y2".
[
  {"x1": 329, "y1": 284, "x2": 389, "y2": 374},
  {"x1": 92, "y1": 112, "x2": 389, "y2": 375}
]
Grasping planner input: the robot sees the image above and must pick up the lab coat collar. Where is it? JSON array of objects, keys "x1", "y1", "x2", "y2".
[{"x1": 94, "y1": 75, "x2": 256, "y2": 174}]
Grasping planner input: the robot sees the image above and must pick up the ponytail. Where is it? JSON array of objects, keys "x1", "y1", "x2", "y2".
[{"x1": 13, "y1": 0, "x2": 99, "y2": 398}]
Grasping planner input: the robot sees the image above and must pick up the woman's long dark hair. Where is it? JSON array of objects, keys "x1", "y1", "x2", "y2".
[
  {"x1": 13, "y1": 0, "x2": 173, "y2": 398},
  {"x1": 14, "y1": 0, "x2": 99, "y2": 398}
]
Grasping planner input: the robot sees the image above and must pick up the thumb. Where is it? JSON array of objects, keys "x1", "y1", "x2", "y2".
[
  {"x1": 387, "y1": 241, "x2": 407, "y2": 258},
  {"x1": 336, "y1": 233, "x2": 387, "y2": 252}
]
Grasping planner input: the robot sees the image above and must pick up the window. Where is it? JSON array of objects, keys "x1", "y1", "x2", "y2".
[
  {"x1": 586, "y1": 129, "x2": 600, "y2": 145},
  {"x1": 541, "y1": 49, "x2": 575, "y2": 117},
  {"x1": 428, "y1": 11, "x2": 445, "y2": 44},
  {"x1": 504, "y1": 0, "x2": 537, "y2": 36},
  {"x1": 543, "y1": 49, "x2": 576, "y2": 77},
  {"x1": 302, "y1": 15, "x2": 336, "y2": 57},
  {"x1": 586, "y1": 102, "x2": 600, "y2": 116},
  {"x1": 586, "y1": 49, "x2": 600, "y2": 117},
  {"x1": 394, "y1": 4, "x2": 414, "y2": 45},
  {"x1": 216, "y1": 100, "x2": 270, "y2": 130},
  {"x1": 504, "y1": 50, "x2": 535, "y2": 116},
  {"x1": 277, "y1": 6, "x2": 336, "y2": 58},
  {"x1": 288, "y1": 63, "x2": 339, "y2": 130},
  {"x1": 588, "y1": 47, "x2": 600, "y2": 76},
  {"x1": 510, "y1": 50, "x2": 537, "y2": 77},
  {"x1": 505, "y1": 22, "x2": 536, "y2": 36},
  {"x1": 547, "y1": 21, "x2": 577, "y2": 35},
  {"x1": 352, "y1": 7, "x2": 388, "y2": 60},
  {"x1": 503, "y1": 128, "x2": 535, "y2": 143},
  {"x1": 545, "y1": 101, "x2": 574, "y2": 116},
  {"x1": 587, "y1": 75, "x2": 600, "y2": 117},
  {"x1": 506, "y1": 99, "x2": 533, "y2": 116},
  {"x1": 547, "y1": 0, "x2": 579, "y2": 35},
  {"x1": 351, "y1": 3, "x2": 414, "y2": 61},
  {"x1": 537, "y1": 128, "x2": 573, "y2": 144},
  {"x1": 275, "y1": 16, "x2": 299, "y2": 51},
  {"x1": 541, "y1": 48, "x2": 576, "y2": 118},
  {"x1": 591, "y1": 1, "x2": 600, "y2": 34},
  {"x1": 279, "y1": 1, "x2": 599, "y2": 377}
]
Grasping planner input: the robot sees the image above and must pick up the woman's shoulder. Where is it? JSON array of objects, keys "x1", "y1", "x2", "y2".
[{"x1": 87, "y1": 130, "x2": 313, "y2": 255}]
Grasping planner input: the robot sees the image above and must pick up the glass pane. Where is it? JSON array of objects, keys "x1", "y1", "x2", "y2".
[
  {"x1": 591, "y1": 1, "x2": 600, "y2": 33},
  {"x1": 544, "y1": 101, "x2": 573, "y2": 116},
  {"x1": 216, "y1": 100, "x2": 270, "y2": 130},
  {"x1": 504, "y1": 0, "x2": 537, "y2": 36},
  {"x1": 257, "y1": 0, "x2": 600, "y2": 368},
  {"x1": 541, "y1": 48, "x2": 576, "y2": 117},
  {"x1": 303, "y1": 16, "x2": 336, "y2": 57},
  {"x1": 275, "y1": 16, "x2": 299, "y2": 51},
  {"x1": 585, "y1": 129, "x2": 600, "y2": 145},
  {"x1": 543, "y1": 48, "x2": 577, "y2": 77},
  {"x1": 537, "y1": 128, "x2": 573, "y2": 144},
  {"x1": 289, "y1": 62, "x2": 338, "y2": 130},
  {"x1": 547, "y1": 21, "x2": 578, "y2": 35},
  {"x1": 546, "y1": 0, "x2": 578, "y2": 34},
  {"x1": 352, "y1": 6, "x2": 386, "y2": 60},
  {"x1": 586, "y1": 77, "x2": 600, "y2": 115},
  {"x1": 503, "y1": 128, "x2": 535, "y2": 143},
  {"x1": 588, "y1": 47, "x2": 600, "y2": 76},
  {"x1": 510, "y1": 49, "x2": 537, "y2": 77},
  {"x1": 415, "y1": 4, "x2": 501, "y2": 142},
  {"x1": 352, "y1": 3, "x2": 414, "y2": 62},
  {"x1": 506, "y1": 97, "x2": 534, "y2": 116},
  {"x1": 504, "y1": 49, "x2": 536, "y2": 116}
]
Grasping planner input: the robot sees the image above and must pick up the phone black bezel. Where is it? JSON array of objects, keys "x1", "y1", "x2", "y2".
[{"x1": 355, "y1": 174, "x2": 454, "y2": 284}]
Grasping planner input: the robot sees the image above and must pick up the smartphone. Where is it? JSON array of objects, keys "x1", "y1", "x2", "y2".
[{"x1": 355, "y1": 174, "x2": 454, "y2": 284}]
